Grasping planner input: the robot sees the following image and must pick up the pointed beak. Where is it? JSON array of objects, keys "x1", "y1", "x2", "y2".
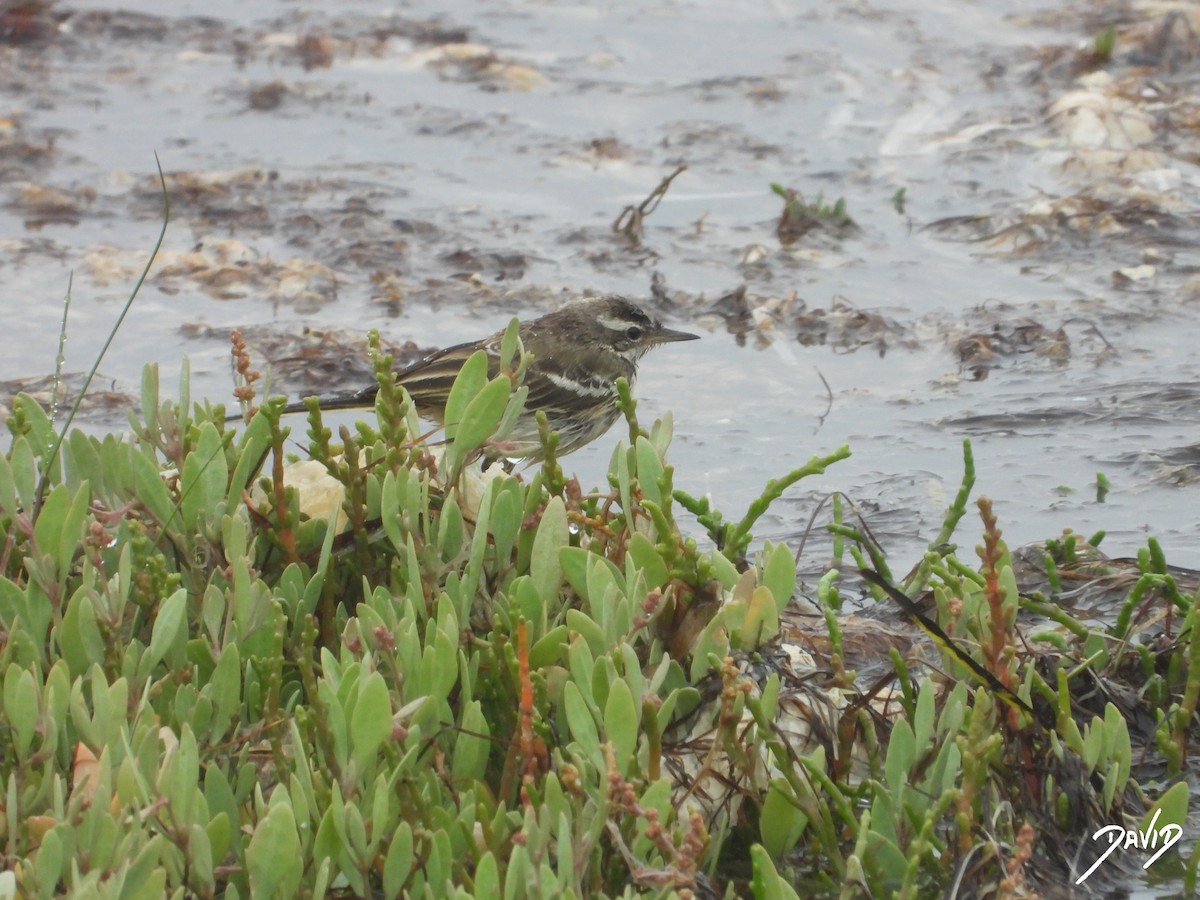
[{"x1": 653, "y1": 325, "x2": 701, "y2": 344}]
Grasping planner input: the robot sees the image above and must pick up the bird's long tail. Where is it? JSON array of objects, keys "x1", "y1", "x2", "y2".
[{"x1": 225, "y1": 385, "x2": 380, "y2": 421}]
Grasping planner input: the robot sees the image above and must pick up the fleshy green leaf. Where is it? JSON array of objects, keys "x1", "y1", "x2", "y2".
[
  {"x1": 531, "y1": 496, "x2": 567, "y2": 605},
  {"x1": 4, "y1": 666, "x2": 38, "y2": 760},
  {"x1": 247, "y1": 802, "x2": 301, "y2": 899},
  {"x1": 443, "y1": 350, "x2": 489, "y2": 441},
  {"x1": 760, "y1": 780, "x2": 807, "y2": 858},
  {"x1": 750, "y1": 844, "x2": 803, "y2": 900},
  {"x1": 1142, "y1": 779, "x2": 1188, "y2": 837},
  {"x1": 452, "y1": 702, "x2": 489, "y2": 782},
  {"x1": 563, "y1": 681, "x2": 601, "y2": 768},
  {"x1": 131, "y1": 448, "x2": 177, "y2": 529},
  {"x1": 181, "y1": 422, "x2": 228, "y2": 531},
  {"x1": 474, "y1": 851, "x2": 501, "y2": 898},
  {"x1": 603, "y1": 678, "x2": 637, "y2": 776},
  {"x1": 454, "y1": 375, "x2": 512, "y2": 453},
  {"x1": 627, "y1": 533, "x2": 668, "y2": 590},
  {"x1": 383, "y1": 823, "x2": 414, "y2": 898},
  {"x1": 761, "y1": 541, "x2": 797, "y2": 609},
  {"x1": 350, "y1": 671, "x2": 392, "y2": 770},
  {"x1": 140, "y1": 588, "x2": 187, "y2": 679},
  {"x1": 633, "y1": 436, "x2": 664, "y2": 508},
  {"x1": 227, "y1": 413, "x2": 271, "y2": 506},
  {"x1": 60, "y1": 589, "x2": 105, "y2": 678},
  {"x1": 560, "y1": 547, "x2": 591, "y2": 602}
]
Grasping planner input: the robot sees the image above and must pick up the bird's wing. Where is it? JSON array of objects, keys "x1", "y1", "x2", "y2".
[
  {"x1": 396, "y1": 339, "x2": 501, "y2": 413},
  {"x1": 520, "y1": 356, "x2": 618, "y2": 417}
]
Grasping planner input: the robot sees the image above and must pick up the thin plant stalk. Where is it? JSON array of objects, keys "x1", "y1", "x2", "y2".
[{"x1": 32, "y1": 154, "x2": 170, "y2": 518}]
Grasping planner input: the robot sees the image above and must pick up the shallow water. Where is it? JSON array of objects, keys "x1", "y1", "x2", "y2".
[
  {"x1": 2, "y1": 0, "x2": 1200, "y2": 893},
  {"x1": 2, "y1": 0, "x2": 1198, "y2": 581}
]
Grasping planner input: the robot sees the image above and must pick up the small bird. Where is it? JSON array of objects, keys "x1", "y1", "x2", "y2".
[{"x1": 268, "y1": 295, "x2": 699, "y2": 458}]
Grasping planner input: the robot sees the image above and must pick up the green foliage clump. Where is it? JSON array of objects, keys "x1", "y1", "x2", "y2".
[
  {"x1": 770, "y1": 182, "x2": 856, "y2": 245},
  {"x1": 0, "y1": 329, "x2": 1195, "y2": 898}
]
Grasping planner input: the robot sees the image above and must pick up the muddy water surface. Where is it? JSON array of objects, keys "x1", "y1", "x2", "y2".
[{"x1": 2, "y1": 0, "x2": 1198, "y2": 580}]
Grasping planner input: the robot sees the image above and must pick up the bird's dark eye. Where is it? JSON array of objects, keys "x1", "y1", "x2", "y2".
[{"x1": 625, "y1": 326, "x2": 643, "y2": 341}]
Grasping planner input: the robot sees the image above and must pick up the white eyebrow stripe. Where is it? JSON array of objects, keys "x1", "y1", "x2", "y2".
[{"x1": 596, "y1": 314, "x2": 653, "y2": 332}]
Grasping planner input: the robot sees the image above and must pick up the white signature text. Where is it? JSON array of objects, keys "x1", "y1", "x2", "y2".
[{"x1": 1076, "y1": 807, "x2": 1182, "y2": 885}]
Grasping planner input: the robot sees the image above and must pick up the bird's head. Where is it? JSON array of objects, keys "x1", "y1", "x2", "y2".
[{"x1": 556, "y1": 295, "x2": 699, "y2": 363}]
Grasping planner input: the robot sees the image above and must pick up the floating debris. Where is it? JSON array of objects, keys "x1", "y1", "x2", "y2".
[{"x1": 0, "y1": 371, "x2": 135, "y2": 419}]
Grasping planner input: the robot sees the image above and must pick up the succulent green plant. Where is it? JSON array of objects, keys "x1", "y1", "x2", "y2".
[{"x1": 0, "y1": 257, "x2": 1195, "y2": 896}]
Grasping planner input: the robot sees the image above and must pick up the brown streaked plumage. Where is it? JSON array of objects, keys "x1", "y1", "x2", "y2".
[{"x1": 268, "y1": 295, "x2": 698, "y2": 458}]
